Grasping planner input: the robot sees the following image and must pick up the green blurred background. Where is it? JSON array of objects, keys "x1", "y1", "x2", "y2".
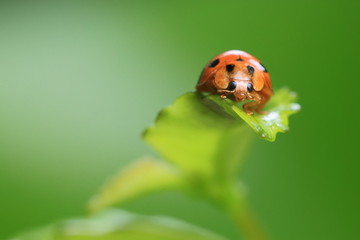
[{"x1": 0, "y1": 0, "x2": 359, "y2": 239}]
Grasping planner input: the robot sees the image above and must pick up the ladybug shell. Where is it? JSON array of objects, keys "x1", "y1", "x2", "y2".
[{"x1": 196, "y1": 50, "x2": 272, "y2": 94}]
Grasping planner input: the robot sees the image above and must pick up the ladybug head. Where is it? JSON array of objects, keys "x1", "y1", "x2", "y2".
[
  {"x1": 197, "y1": 61, "x2": 257, "y2": 101},
  {"x1": 212, "y1": 62, "x2": 255, "y2": 93}
]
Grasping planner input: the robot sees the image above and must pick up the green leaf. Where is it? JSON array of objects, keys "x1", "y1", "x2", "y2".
[
  {"x1": 143, "y1": 88, "x2": 300, "y2": 179},
  {"x1": 208, "y1": 87, "x2": 300, "y2": 142},
  {"x1": 87, "y1": 156, "x2": 184, "y2": 214},
  {"x1": 9, "y1": 210, "x2": 228, "y2": 240}
]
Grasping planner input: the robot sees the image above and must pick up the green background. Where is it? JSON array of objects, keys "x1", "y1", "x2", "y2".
[{"x1": 0, "y1": 1, "x2": 359, "y2": 240}]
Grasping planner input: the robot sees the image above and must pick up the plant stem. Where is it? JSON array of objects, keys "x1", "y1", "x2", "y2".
[{"x1": 230, "y1": 203, "x2": 269, "y2": 240}]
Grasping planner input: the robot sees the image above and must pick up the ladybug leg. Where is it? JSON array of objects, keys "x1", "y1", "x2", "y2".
[
  {"x1": 243, "y1": 94, "x2": 263, "y2": 115},
  {"x1": 253, "y1": 100, "x2": 268, "y2": 114},
  {"x1": 217, "y1": 89, "x2": 233, "y2": 100},
  {"x1": 243, "y1": 101, "x2": 259, "y2": 115},
  {"x1": 253, "y1": 90, "x2": 272, "y2": 114}
]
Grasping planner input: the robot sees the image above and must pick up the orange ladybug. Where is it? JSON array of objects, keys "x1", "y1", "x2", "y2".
[{"x1": 196, "y1": 50, "x2": 273, "y2": 115}]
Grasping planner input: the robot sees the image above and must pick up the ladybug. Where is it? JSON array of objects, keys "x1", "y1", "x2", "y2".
[{"x1": 196, "y1": 50, "x2": 273, "y2": 115}]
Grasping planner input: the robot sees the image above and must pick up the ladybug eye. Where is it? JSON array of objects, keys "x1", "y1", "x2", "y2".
[
  {"x1": 247, "y1": 83, "x2": 254, "y2": 93},
  {"x1": 226, "y1": 81, "x2": 237, "y2": 91}
]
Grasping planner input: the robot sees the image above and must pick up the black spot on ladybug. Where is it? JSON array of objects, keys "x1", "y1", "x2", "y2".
[
  {"x1": 247, "y1": 65, "x2": 254, "y2": 76},
  {"x1": 208, "y1": 59, "x2": 220, "y2": 68},
  {"x1": 259, "y1": 62, "x2": 268, "y2": 72},
  {"x1": 247, "y1": 83, "x2": 254, "y2": 93},
  {"x1": 226, "y1": 64, "x2": 235, "y2": 72},
  {"x1": 236, "y1": 58, "x2": 243, "y2": 61},
  {"x1": 226, "y1": 81, "x2": 237, "y2": 91}
]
